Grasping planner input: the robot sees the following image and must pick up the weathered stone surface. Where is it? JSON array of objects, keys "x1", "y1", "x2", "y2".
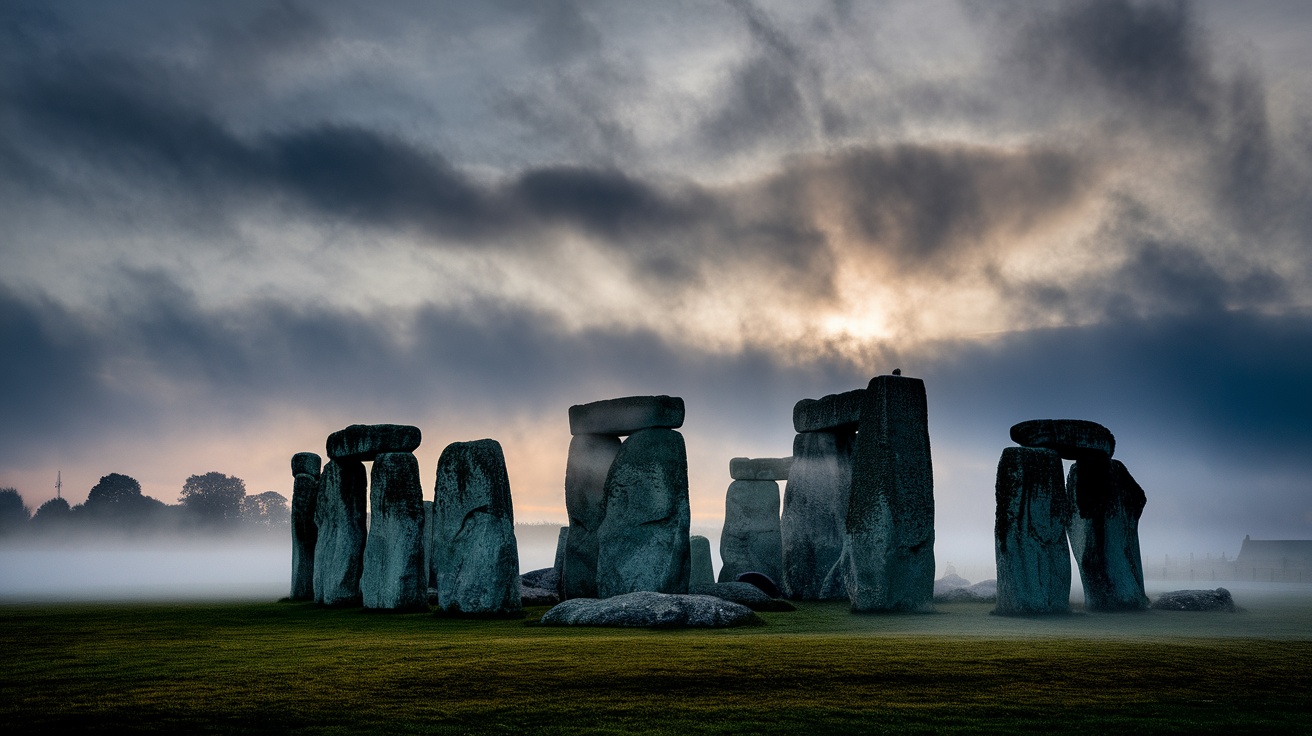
[
  {"x1": 521, "y1": 567, "x2": 560, "y2": 591},
  {"x1": 520, "y1": 585, "x2": 560, "y2": 607},
  {"x1": 595, "y1": 428, "x2": 691, "y2": 597},
  {"x1": 1067, "y1": 456, "x2": 1149, "y2": 612},
  {"x1": 793, "y1": 388, "x2": 865, "y2": 433},
  {"x1": 313, "y1": 458, "x2": 367, "y2": 607},
  {"x1": 326, "y1": 424, "x2": 422, "y2": 461},
  {"x1": 689, "y1": 535, "x2": 716, "y2": 589},
  {"x1": 729, "y1": 457, "x2": 793, "y2": 481},
  {"x1": 552, "y1": 526, "x2": 568, "y2": 595},
  {"x1": 423, "y1": 501, "x2": 435, "y2": 588},
  {"x1": 691, "y1": 581, "x2": 796, "y2": 612},
  {"x1": 563, "y1": 434, "x2": 621, "y2": 599},
  {"x1": 994, "y1": 447, "x2": 1071, "y2": 615},
  {"x1": 568, "y1": 395, "x2": 685, "y2": 436},
  {"x1": 360, "y1": 452, "x2": 427, "y2": 611},
  {"x1": 735, "y1": 571, "x2": 784, "y2": 599},
  {"x1": 1150, "y1": 588, "x2": 1236, "y2": 612},
  {"x1": 1010, "y1": 419, "x2": 1115, "y2": 460},
  {"x1": 818, "y1": 540, "x2": 851, "y2": 599},
  {"x1": 538, "y1": 591, "x2": 762, "y2": 628},
  {"x1": 719, "y1": 480, "x2": 783, "y2": 583},
  {"x1": 290, "y1": 470, "x2": 319, "y2": 601},
  {"x1": 520, "y1": 569, "x2": 562, "y2": 606},
  {"x1": 292, "y1": 452, "x2": 322, "y2": 478},
  {"x1": 846, "y1": 374, "x2": 935, "y2": 612},
  {"x1": 781, "y1": 430, "x2": 853, "y2": 600},
  {"x1": 433, "y1": 439, "x2": 522, "y2": 615}
]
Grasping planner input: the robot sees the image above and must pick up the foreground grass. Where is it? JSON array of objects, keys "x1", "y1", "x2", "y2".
[{"x1": 2, "y1": 599, "x2": 1310, "y2": 734}]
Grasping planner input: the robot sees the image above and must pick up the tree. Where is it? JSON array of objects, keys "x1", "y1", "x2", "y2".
[
  {"x1": 85, "y1": 473, "x2": 143, "y2": 508},
  {"x1": 81, "y1": 473, "x2": 164, "y2": 527},
  {"x1": 30, "y1": 497, "x2": 72, "y2": 528},
  {"x1": 180, "y1": 472, "x2": 247, "y2": 525},
  {"x1": 242, "y1": 491, "x2": 290, "y2": 528},
  {"x1": 0, "y1": 488, "x2": 30, "y2": 534}
]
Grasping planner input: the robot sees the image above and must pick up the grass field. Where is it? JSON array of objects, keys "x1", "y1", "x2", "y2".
[{"x1": 3, "y1": 594, "x2": 1311, "y2": 734}]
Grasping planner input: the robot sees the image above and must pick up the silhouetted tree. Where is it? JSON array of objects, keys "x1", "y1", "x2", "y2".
[
  {"x1": 180, "y1": 472, "x2": 247, "y2": 526},
  {"x1": 80, "y1": 473, "x2": 166, "y2": 527},
  {"x1": 85, "y1": 473, "x2": 143, "y2": 507},
  {"x1": 30, "y1": 497, "x2": 72, "y2": 529},
  {"x1": 242, "y1": 491, "x2": 290, "y2": 528},
  {"x1": 0, "y1": 488, "x2": 30, "y2": 534}
]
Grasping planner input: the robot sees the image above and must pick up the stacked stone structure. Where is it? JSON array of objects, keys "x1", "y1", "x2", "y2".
[
  {"x1": 719, "y1": 457, "x2": 788, "y2": 583},
  {"x1": 433, "y1": 439, "x2": 522, "y2": 616},
  {"x1": 290, "y1": 452, "x2": 321, "y2": 601},
  {"x1": 565, "y1": 396, "x2": 690, "y2": 598}
]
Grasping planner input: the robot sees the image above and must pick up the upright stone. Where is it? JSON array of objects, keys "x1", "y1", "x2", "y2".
[
  {"x1": 568, "y1": 396, "x2": 685, "y2": 435},
  {"x1": 423, "y1": 500, "x2": 435, "y2": 588},
  {"x1": 689, "y1": 535, "x2": 716, "y2": 589},
  {"x1": 313, "y1": 458, "x2": 367, "y2": 607},
  {"x1": 780, "y1": 430, "x2": 852, "y2": 599},
  {"x1": 433, "y1": 439, "x2": 522, "y2": 615},
  {"x1": 361, "y1": 452, "x2": 427, "y2": 611},
  {"x1": 563, "y1": 433, "x2": 622, "y2": 599},
  {"x1": 1067, "y1": 456, "x2": 1149, "y2": 612},
  {"x1": 994, "y1": 447, "x2": 1070, "y2": 615},
  {"x1": 595, "y1": 428, "x2": 691, "y2": 597},
  {"x1": 553, "y1": 526, "x2": 569, "y2": 596},
  {"x1": 719, "y1": 479, "x2": 783, "y2": 583},
  {"x1": 846, "y1": 374, "x2": 935, "y2": 612},
  {"x1": 290, "y1": 452, "x2": 321, "y2": 602}
]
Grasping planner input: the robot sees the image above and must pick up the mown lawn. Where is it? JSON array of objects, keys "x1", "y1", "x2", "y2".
[{"x1": 2, "y1": 598, "x2": 1309, "y2": 734}]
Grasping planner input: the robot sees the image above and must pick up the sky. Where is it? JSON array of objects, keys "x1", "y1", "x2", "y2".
[{"x1": 3, "y1": 0, "x2": 1311, "y2": 569}]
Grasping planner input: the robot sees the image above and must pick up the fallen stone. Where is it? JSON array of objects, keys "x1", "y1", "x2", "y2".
[
  {"x1": 994, "y1": 447, "x2": 1071, "y2": 615},
  {"x1": 327, "y1": 424, "x2": 422, "y2": 461},
  {"x1": 520, "y1": 584, "x2": 560, "y2": 607},
  {"x1": 521, "y1": 567, "x2": 560, "y2": 592},
  {"x1": 563, "y1": 434, "x2": 621, "y2": 599},
  {"x1": 729, "y1": 457, "x2": 793, "y2": 481},
  {"x1": 595, "y1": 428, "x2": 691, "y2": 597},
  {"x1": 360, "y1": 452, "x2": 427, "y2": 611},
  {"x1": 290, "y1": 465, "x2": 319, "y2": 602},
  {"x1": 433, "y1": 439, "x2": 522, "y2": 616},
  {"x1": 1150, "y1": 588, "x2": 1237, "y2": 612},
  {"x1": 781, "y1": 430, "x2": 853, "y2": 600},
  {"x1": 291, "y1": 452, "x2": 322, "y2": 478},
  {"x1": 538, "y1": 591, "x2": 762, "y2": 628},
  {"x1": 568, "y1": 395, "x2": 685, "y2": 436},
  {"x1": 792, "y1": 388, "x2": 865, "y2": 433},
  {"x1": 846, "y1": 374, "x2": 936, "y2": 613},
  {"x1": 689, "y1": 535, "x2": 716, "y2": 589},
  {"x1": 1068, "y1": 456, "x2": 1149, "y2": 612},
  {"x1": 313, "y1": 458, "x2": 367, "y2": 607},
  {"x1": 690, "y1": 581, "x2": 796, "y2": 612},
  {"x1": 1010, "y1": 419, "x2": 1115, "y2": 460},
  {"x1": 719, "y1": 479, "x2": 783, "y2": 583},
  {"x1": 735, "y1": 571, "x2": 784, "y2": 599}
]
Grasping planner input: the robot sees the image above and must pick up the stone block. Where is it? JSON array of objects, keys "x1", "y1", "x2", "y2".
[
  {"x1": 718, "y1": 479, "x2": 783, "y2": 583},
  {"x1": 1067, "y1": 456, "x2": 1149, "y2": 612},
  {"x1": 993, "y1": 447, "x2": 1071, "y2": 615},
  {"x1": 793, "y1": 388, "x2": 865, "y2": 433},
  {"x1": 1150, "y1": 588, "x2": 1236, "y2": 612},
  {"x1": 313, "y1": 458, "x2": 367, "y2": 607},
  {"x1": 538, "y1": 591, "x2": 761, "y2": 628},
  {"x1": 690, "y1": 535, "x2": 716, "y2": 589},
  {"x1": 563, "y1": 433, "x2": 621, "y2": 599},
  {"x1": 729, "y1": 456, "x2": 792, "y2": 481},
  {"x1": 780, "y1": 430, "x2": 853, "y2": 600},
  {"x1": 690, "y1": 581, "x2": 795, "y2": 611},
  {"x1": 326, "y1": 424, "x2": 421, "y2": 461},
  {"x1": 433, "y1": 439, "x2": 522, "y2": 616},
  {"x1": 568, "y1": 395, "x2": 684, "y2": 436},
  {"x1": 290, "y1": 472, "x2": 319, "y2": 601},
  {"x1": 1010, "y1": 419, "x2": 1115, "y2": 459},
  {"x1": 361, "y1": 452, "x2": 427, "y2": 611},
  {"x1": 292, "y1": 452, "x2": 322, "y2": 478}
]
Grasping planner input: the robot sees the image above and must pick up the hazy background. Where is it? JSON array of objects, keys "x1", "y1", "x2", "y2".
[{"x1": 3, "y1": 0, "x2": 1311, "y2": 598}]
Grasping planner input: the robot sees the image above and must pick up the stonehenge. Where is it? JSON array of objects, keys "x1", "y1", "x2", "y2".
[
  {"x1": 361, "y1": 452, "x2": 427, "y2": 611},
  {"x1": 433, "y1": 439, "x2": 522, "y2": 616},
  {"x1": 290, "y1": 452, "x2": 321, "y2": 602},
  {"x1": 993, "y1": 447, "x2": 1070, "y2": 615},
  {"x1": 719, "y1": 458, "x2": 786, "y2": 583}
]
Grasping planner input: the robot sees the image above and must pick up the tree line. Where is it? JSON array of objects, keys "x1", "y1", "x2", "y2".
[{"x1": 0, "y1": 472, "x2": 289, "y2": 538}]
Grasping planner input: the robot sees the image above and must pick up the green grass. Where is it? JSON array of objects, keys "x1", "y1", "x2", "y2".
[{"x1": 2, "y1": 597, "x2": 1310, "y2": 734}]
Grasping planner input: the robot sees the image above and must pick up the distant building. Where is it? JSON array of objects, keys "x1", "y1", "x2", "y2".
[{"x1": 1236, "y1": 535, "x2": 1312, "y2": 579}]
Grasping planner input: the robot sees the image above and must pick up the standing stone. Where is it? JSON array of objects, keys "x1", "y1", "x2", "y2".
[
  {"x1": 1067, "y1": 456, "x2": 1149, "y2": 612},
  {"x1": 690, "y1": 535, "x2": 716, "y2": 589},
  {"x1": 361, "y1": 452, "x2": 427, "y2": 611},
  {"x1": 313, "y1": 458, "x2": 367, "y2": 607},
  {"x1": 846, "y1": 374, "x2": 935, "y2": 612},
  {"x1": 563, "y1": 433, "x2": 622, "y2": 599},
  {"x1": 552, "y1": 526, "x2": 569, "y2": 596},
  {"x1": 780, "y1": 430, "x2": 852, "y2": 599},
  {"x1": 433, "y1": 439, "x2": 522, "y2": 615},
  {"x1": 993, "y1": 447, "x2": 1070, "y2": 615},
  {"x1": 596, "y1": 428, "x2": 691, "y2": 597},
  {"x1": 423, "y1": 500, "x2": 435, "y2": 588},
  {"x1": 290, "y1": 453, "x2": 321, "y2": 602},
  {"x1": 718, "y1": 479, "x2": 783, "y2": 583},
  {"x1": 568, "y1": 396, "x2": 685, "y2": 435}
]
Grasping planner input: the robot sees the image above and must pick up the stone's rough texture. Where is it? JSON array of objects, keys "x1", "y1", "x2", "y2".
[
  {"x1": 433, "y1": 439, "x2": 522, "y2": 615},
  {"x1": 520, "y1": 568, "x2": 562, "y2": 606},
  {"x1": 326, "y1": 424, "x2": 422, "y2": 461},
  {"x1": 1067, "y1": 456, "x2": 1149, "y2": 612},
  {"x1": 552, "y1": 526, "x2": 568, "y2": 595},
  {"x1": 1150, "y1": 588, "x2": 1237, "y2": 612},
  {"x1": 521, "y1": 567, "x2": 560, "y2": 592},
  {"x1": 563, "y1": 434, "x2": 621, "y2": 599},
  {"x1": 290, "y1": 471, "x2": 319, "y2": 601},
  {"x1": 423, "y1": 501, "x2": 435, "y2": 588},
  {"x1": 781, "y1": 430, "x2": 853, "y2": 599},
  {"x1": 793, "y1": 388, "x2": 866, "y2": 433},
  {"x1": 691, "y1": 582, "x2": 796, "y2": 612},
  {"x1": 538, "y1": 592, "x2": 762, "y2": 628},
  {"x1": 689, "y1": 535, "x2": 716, "y2": 589},
  {"x1": 818, "y1": 540, "x2": 851, "y2": 600},
  {"x1": 846, "y1": 374, "x2": 936, "y2": 612},
  {"x1": 735, "y1": 572, "x2": 784, "y2": 599},
  {"x1": 568, "y1": 396, "x2": 685, "y2": 436},
  {"x1": 360, "y1": 452, "x2": 427, "y2": 610},
  {"x1": 729, "y1": 457, "x2": 793, "y2": 481},
  {"x1": 1010, "y1": 419, "x2": 1115, "y2": 460},
  {"x1": 719, "y1": 480, "x2": 784, "y2": 583},
  {"x1": 994, "y1": 447, "x2": 1071, "y2": 615},
  {"x1": 596, "y1": 428, "x2": 691, "y2": 597},
  {"x1": 292, "y1": 452, "x2": 322, "y2": 478},
  {"x1": 312, "y1": 459, "x2": 367, "y2": 607},
  {"x1": 520, "y1": 585, "x2": 560, "y2": 607}
]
